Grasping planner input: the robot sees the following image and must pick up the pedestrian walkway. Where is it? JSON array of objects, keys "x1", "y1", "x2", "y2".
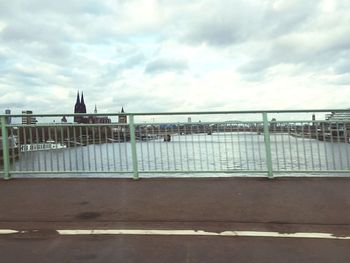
[{"x1": 1, "y1": 177, "x2": 350, "y2": 262}]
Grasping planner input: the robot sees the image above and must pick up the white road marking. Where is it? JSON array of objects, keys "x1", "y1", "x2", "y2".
[
  {"x1": 0, "y1": 229, "x2": 19, "y2": 234},
  {"x1": 57, "y1": 230, "x2": 350, "y2": 239},
  {"x1": 1, "y1": 229, "x2": 349, "y2": 240}
]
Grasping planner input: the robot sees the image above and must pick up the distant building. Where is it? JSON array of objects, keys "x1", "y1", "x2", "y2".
[
  {"x1": 324, "y1": 111, "x2": 350, "y2": 132},
  {"x1": 89, "y1": 105, "x2": 111, "y2": 124},
  {"x1": 74, "y1": 91, "x2": 87, "y2": 123},
  {"x1": 325, "y1": 111, "x2": 350, "y2": 121},
  {"x1": 5, "y1": 109, "x2": 11, "y2": 124},
  {"x1": 118, "y1": 107, "x2": 127, "y2": 123},
  {"x1": 21, "y1": 110, "x2": 37, "y2": 125},
  {"x1": 73, "y1": 92, "x2": 111, "y2": 124}
]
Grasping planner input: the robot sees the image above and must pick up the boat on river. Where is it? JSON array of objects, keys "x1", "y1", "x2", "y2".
[{"x1": 20, "y1": 140, "x2": 67, "y2": 152}]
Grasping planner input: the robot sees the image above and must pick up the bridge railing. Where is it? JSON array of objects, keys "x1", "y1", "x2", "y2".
[{"x1": 1, "y1": 109, "x2": 350, "y2": 179}]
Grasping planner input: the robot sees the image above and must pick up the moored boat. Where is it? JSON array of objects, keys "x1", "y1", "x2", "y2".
[{"x1": 20, "y1": 140, "x2": 67, "y2": 152}]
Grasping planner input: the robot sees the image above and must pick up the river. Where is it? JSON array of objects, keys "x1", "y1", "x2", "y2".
[{"x1": 10, "y1": 132, "x2": 350, "y2": 177}]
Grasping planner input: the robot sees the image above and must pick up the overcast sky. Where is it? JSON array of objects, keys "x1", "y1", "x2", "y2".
[{"x1": 1, "y1": 0, "x2": 350, "y2": 115}]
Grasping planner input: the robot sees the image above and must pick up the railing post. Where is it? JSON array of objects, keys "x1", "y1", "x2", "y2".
[
  {"x1": 1, "y1": 116, "x2": 11, "y2": 180},
  {"x1": 262, "y1": 112, "x2": 273, "y2": 179},
  {"x1": 129, "y1": 115, "x2": 139, "y2": 180}
]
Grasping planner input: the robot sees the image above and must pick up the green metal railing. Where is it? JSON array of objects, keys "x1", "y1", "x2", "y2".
[{"x1": 1, "y1": 109, "x2": 350, "y2": 179}]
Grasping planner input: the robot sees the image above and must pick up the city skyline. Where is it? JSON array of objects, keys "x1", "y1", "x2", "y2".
[{"x1": 1, "y1": 0, "x2": 350, "y2": 114}]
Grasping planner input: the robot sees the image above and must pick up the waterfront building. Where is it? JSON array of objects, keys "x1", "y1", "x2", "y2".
[
  {"x1": 5, "y1": 109, "x2": 11, "y2": 124},
  {"x1": 21, "y1": 110, "x2": 37, "y2": 125},
  {"x1": 325, "y1": 111, "x2": 350, "y2": 122},
  {"x1": 61, "y1": 116, "x2": 67, "y2": 123},
  {"x1": 89, "y1": 105, "x2": 111, "y2": 124},
  {"x1": 322, "y1": 111, "x2": 350, "y2": 137},
  {"x1": 118, "y1": 107, "x2": 127, "y2": 123}
]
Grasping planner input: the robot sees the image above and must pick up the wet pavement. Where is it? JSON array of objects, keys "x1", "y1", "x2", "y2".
[{"x1": 0, "y1": 177, "x2": 350, "y2": 262}]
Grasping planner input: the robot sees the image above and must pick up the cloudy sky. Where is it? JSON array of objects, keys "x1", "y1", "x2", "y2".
[{"x1": 1, "y1": 0, "x2": 350, "y2": 115}]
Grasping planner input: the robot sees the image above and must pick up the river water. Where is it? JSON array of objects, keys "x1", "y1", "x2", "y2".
[{"x1": 10, "y1": 132, "x2": 350, "y2": 177}]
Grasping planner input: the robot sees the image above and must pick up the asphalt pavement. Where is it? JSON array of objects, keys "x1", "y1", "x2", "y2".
[{"x1": 0, "y1": 177, "x2": 350, "y2": 262}]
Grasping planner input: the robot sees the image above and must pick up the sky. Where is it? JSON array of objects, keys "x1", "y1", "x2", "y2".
[{"x1": 1, "y1": 0, "x2": 350, "y2": 115}]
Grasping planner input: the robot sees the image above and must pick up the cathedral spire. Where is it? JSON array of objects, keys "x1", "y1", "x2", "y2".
[
  {"x1": 80, "y1": 91, "x2": 87, "y2": 113},
  {"x1": 75, "y1": 91, "x2": 80, "y2": 105},
  {"x1": 74, "y1": 91, "x2": 81, "y2": 113},
  {"x1": 74, "y1": 91, "x2": 81, "y2": 122}
]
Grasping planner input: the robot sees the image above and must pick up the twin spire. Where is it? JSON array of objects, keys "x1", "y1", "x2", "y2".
[
  {"x1": 74, "y1": 91, "x2": 87, "y2": 114},
  {"x1": 74, "y1": 91, "x2": 125, "y2": 123}
]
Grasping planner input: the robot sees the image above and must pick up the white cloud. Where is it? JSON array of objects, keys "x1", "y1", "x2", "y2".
[{"x1": 0, "y1": 0, "x2": 350, "y2": 116}]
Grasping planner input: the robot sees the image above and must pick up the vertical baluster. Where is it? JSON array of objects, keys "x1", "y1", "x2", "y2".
[
  {"x1": 315, "y1": 120, "x2": 322, "y2": 171},
  {"x1": 41, "y1": 127, "x2": 47, "y2": 171},
  {"x1": 223, "y1": 123, "x2": 229, "y2": 170},
  {"x1": 210, "y1": 123, "x2": 216, "y2": 171},
  {"x1": 29, "y1": 126, "x2": 34, "y2": 171},
  {"x1": 249, "y1": 123, "x2": 256, "y2": 171},
  {"x1": 236, "y1": 123, "x2": 243, "y2": 170},
  {"x1": 344, "y1": 121, "x2": 350, "y2": 170},
  {"x1": 152, "y1": 124, "x2": 157, "y2": 171},
  {"x1": 177, "y1": 125, "x2": 184, "y2": 171},
  {"x1": 54, "y1": 126, "x2": 60, "y2": 172},
  {"x1": 35, "y1": 127, "x2": 40, "y2": 171},
  {"x1": 79, "y1": 126, "x2": 85, "y2": 171},
  {"x1": 165, "y1": 126, "x2": 171, "y2": 171},
  {"x1": 98, "y1": 126, "x2": 103, "y2": 171},
  {"x1": 287, "y1": 123, "x2": 294, "y2": 171},
  {"x1": 1, "y1": 116, "x2": 10, "y2": 179},
  {"x1": 73, "y1": 126, "x2": 78, "y2": 171},
  {"x1": 217, "y1": 123, "x2": 223, "y2": 171},
  {"x1": 262, "y1": 112, "x2": 273, "y2": 178},
  {"x1": 205, "y1": 123, "x2": 210, "y2": 171},
  {"x1": 92, "y1": 126, "x2": 97, "y2": 171},
  {"x1": 123, "y1": 125, "x2": 129, "y2": 171},
  {"x1": 301, "y1": 124, "x2": 308, "y2": 170},
  {"x1": 171, "y1": 125, "x2": 177, "y2": 171},
  {"x1": 280, "y1": 123, "x2": 287, "y2": 171},
  {"x1": 329, "y1": 123, "x2": 336, "y2": 170},
  {"x1": 129, "y1": 115, "x2": 139, "y2": 179},
  {"x1": 322, "y1": 122, "x2": 329, "y2": 171},
  {"x1": 67, "y1": 127, "x2": 72, "y2": 171},
  {"x1": 272, "y1": 120, "x2": 279, "y2": 171},
  {"x1": 111, "y1": 126, "x2": 116, "y2": 172},
  {"x1": 307, "y1": 123, "x2": 315, "y2": 171},
  {"x1": 243, "y1": 123, "x2": 250, "y2": 171},
  {"x1": 61, "y1": 126, "x2": 66, "y2": 172},
  {"x1": 105, "y1": 126, "x2": 110, "y2": 171},
  {"x1": 256, "y1": 122, "x2": 263, "y2": 170}
]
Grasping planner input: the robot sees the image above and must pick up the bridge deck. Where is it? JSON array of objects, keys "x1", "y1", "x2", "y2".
[{"x1": 1, "y1": 177, "x2": 350, "y2": 262}]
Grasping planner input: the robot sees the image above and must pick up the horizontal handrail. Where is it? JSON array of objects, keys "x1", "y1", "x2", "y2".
[
  {"x1": 2, "y1": 110, "x2": 350, "y2": 180},
  {"x1": 1, "y1": 108, "x2": 350, "y2": 118}
]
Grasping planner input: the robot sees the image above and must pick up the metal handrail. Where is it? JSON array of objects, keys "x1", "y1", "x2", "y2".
[
  {"x1": 2, "y1": 109, "x2": 350, "y2": 180},
  {"x1": 1, "y1": 108, "x2": 350, "y2": 118}
]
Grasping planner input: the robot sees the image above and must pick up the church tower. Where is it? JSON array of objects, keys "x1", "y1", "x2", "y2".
[
  {"x1": 74, "y1": 91, "x2": 87, "y2": 123},
  {"x1": 80, "y1": 92, "x2": 87, "y2": 113},
  {"x1": 74, "y1": 91, "x2": 81, "y2": 123},
  {"x1": 118, "y1": 107, "x2": 127, "y2": 123}
]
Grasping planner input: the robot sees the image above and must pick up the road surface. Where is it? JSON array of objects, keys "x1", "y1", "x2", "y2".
[{"x1": 0, "y1": 177, "x2": 350, "y2": 262}]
